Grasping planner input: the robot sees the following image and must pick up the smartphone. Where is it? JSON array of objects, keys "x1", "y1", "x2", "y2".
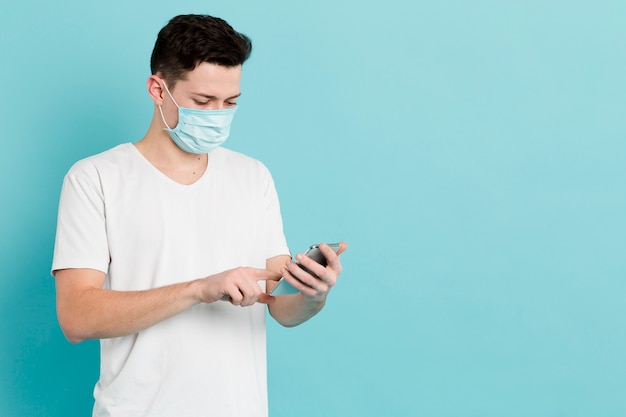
[{"x1": 270, "y1": 243, "x2": 342, "y2": 296}]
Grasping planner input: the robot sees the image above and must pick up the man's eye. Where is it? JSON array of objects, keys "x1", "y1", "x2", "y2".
[
  {"x1": 194, "y1": 100, "x2": 209, "y2": 105},
  {"x1": 226, "y1": 101, "x2": 237, "y2": 106}
]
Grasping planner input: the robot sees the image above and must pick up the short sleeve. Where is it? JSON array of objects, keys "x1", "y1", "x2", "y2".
[{"x1": 51, "y1": 163, "x2": 110, "y2": 276}]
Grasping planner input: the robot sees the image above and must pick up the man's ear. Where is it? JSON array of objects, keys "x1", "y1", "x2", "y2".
[{"x1": 147, "y1": 75, "x2": 165, "y2": 105}]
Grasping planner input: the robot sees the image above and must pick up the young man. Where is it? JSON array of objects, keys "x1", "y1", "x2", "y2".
[{"x1": 52, "y1": 14, "x2": 346, "y2": 417}]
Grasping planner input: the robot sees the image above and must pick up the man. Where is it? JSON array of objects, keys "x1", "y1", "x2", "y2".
[{"x1": 52, "y1": 14, "x2": 346, "y2": 417}]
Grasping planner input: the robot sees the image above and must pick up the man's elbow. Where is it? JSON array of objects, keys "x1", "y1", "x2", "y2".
[
  {"x1": 64, "y1": 332, "x2": 85, "y2": 344},
  {"x1": 268, "y1": 309, "x2": 308, "y2": 328},
  {"x1": 57, "y1": 311, "x2": 89, "y2": 344}
]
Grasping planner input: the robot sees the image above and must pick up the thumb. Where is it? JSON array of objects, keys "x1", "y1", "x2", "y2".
[{"x1": 257, "y1": 293, "x2": 276, "y2": 305}]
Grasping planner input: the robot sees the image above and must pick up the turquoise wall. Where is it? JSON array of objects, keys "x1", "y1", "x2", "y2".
[{"x1": 1, "y1": 1, "x2": 625, "y2": 415}]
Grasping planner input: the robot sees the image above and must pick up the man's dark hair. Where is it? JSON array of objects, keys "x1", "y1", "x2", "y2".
[{"x1": 150, "y1": 14, "x2": 252, "y2": 86}]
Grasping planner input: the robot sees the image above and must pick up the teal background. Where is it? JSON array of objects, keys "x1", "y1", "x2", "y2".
[{"x1": 1, "y1": 0, "x2": 625, "y2": 415}]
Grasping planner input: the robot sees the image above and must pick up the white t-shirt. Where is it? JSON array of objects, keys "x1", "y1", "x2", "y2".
[{"x1": 52, "y1": 143, "x2": 290, "y2": 417}]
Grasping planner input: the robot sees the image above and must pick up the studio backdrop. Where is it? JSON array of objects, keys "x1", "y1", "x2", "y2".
[{"x1": 1, "y1": 1, "x2": 625, "y2": 416}]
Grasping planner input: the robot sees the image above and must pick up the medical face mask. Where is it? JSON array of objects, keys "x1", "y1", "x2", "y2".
[{"x1": 158, "y1": 81, "x2": 237, "y2": 154}]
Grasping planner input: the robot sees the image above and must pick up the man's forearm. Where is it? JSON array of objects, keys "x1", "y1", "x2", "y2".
[
  {"x1": 57, "y1": 276, "x2": 202, "y2": 343},
  {"x1": 268, "y1": 293, "x2": 326, "y2": 327}
]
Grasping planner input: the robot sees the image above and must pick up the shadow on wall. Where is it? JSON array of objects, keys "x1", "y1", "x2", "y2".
[
  {"x1": 1, "y1": 233, "x2": 99, "y2": 416},
  {"x1": 0, "y1": 86, "x2": 138, "y2": 417}
]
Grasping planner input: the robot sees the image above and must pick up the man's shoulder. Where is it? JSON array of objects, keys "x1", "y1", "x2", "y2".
[
  {"x1": 67, "y1": 143, "x2": 135, "y2": 176},
  {"x1": 214, "y1": 147, "x2": 269, "y2": 173},
  {"x1": 214, "y1": 146, "x2": 259, "y2": 164}
]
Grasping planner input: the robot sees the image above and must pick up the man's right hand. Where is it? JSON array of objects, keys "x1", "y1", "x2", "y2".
[{"x1": 196, "y1": 267, "x2": 282, "y2": 306}]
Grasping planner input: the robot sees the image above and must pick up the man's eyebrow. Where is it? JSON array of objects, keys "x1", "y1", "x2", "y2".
[{"x1": 192, "y1": 92, "x2": 242, "y2": 100}]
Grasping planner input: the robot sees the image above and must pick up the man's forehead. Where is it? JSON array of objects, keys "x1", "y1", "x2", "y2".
[{"x1": 179, "y1": 64, "x2": 241, "y2": 91}]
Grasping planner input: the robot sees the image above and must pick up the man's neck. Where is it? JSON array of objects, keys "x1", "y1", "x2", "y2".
[{"x1": 134, "y1": 117, "x2": 209, "y2": 185}]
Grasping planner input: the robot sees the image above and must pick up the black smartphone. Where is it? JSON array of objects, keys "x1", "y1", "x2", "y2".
[{"x1": 270, "y1": 243, "x2": 342, "y2": 295}]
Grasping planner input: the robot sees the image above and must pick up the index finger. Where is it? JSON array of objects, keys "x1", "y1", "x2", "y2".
[{"x1": 252, "y1": 268, "x2": 282, "y2": 282}]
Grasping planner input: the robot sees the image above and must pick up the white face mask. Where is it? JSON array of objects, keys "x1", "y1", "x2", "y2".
[{"x1": 159, "y1": 81, "x2": 237, "y2": 154}]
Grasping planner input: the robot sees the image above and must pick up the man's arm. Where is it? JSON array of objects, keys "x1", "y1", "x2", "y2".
[
  {"x1": 266, "y1": 242, "x2": 347, "y2": 327},
  {"x1": 55, "y1": 267, "x2": 280, "y2": 343}
]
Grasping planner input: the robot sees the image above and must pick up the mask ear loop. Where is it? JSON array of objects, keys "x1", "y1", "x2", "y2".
[
  {"x1": 158, "y1": 80, "x2": 179, "y2": 130},
  {"x1": 158, "y1": 105, "x2": 173, "y2": 130}
]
